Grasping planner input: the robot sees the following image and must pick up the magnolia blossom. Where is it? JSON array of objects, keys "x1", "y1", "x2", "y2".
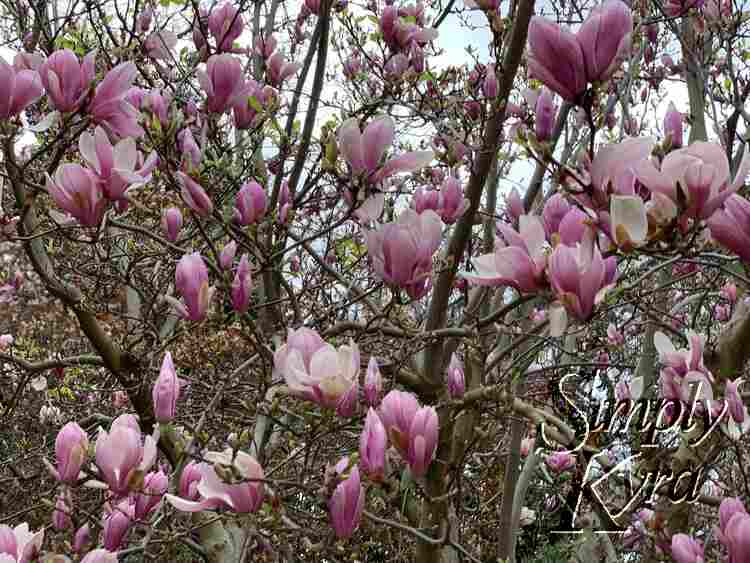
[
  {"x1": 636, "y1": 141, "x2": 750, "y2": 220},
  {"x1": 79, "y1": 126, "x2": 153, "y2": 205},
  {"x1": 165, "y1": 450, "x2": 264, "y2": 513},
  {"x1": 328, "y1": 462, "x2": 365, "y2": 539},
  {"x1": 166, "y1": 252, "x2": 213, "y2": 322},
  {"x1": 49, "y1": 421, "x2": 89, "y2": 484},
  {"x1": 145, "y1": 31, "x2": 178, "y2": 60},
  {"x1": 527, "y1": 0, "x2": 632, "y2": 101},
  {"x1": 548, "y1": 235, "x2": 615, "y2": 322},
  {"x1": 0, "y1": 523, "x2": 44, "y2": 563},
  {"x1": 546, "y1": 451, "x2": 576, "y2": 474},
  {"x1": 152, "y1": 352, "x2": 185, "y2": 423},
  {"x1": 94, "y1": 414, "x2": 157, "y2": 496},
  {"x1": 364, "y1": 357, "x2": 382, "y2": 406},
  {"x1": 359, "y1": 408, "x2": 388, "y2": 481},
  {"x1": 274, "y1": 327, "x2": 360, "y2": 412},
  {"x1": 708, "y1": 194, "x2": 750, "y2": 262},
  {"x1": 365, "y1": 209, "x2": 442, "y2": 300},
  {"x1": 89, "y1": 62, "x2": 144, "y2": 138},
  {"x1": 462, "y1": 215, "x2": 547, "y2": 292},
  {"x1": 231, "y1": 254, "x2": 253, "y2": 314},
  {"x1": 46, "y1": 164, "x2": 106, "y2": 227},
  {"x1": 233, "y1": 181, "x2": 267, "y2": 225},
  {"x1": 39, "y1": 49, "x2": 95, "y2": 112},
  {"x1": 134, "y1": 469, "x2": 168, "y2": 519},
  {"x1": 197, "y1": 54, "x2": 246, "y2": 114},
  {"x1": 266, "y1": 52, "x2": 301, "y2": 87},
  {"x1": 337, "y1": 115, "x2": 433, "y2": 183},
  {"x1": 671, "y1": 534, "x2": 705, "y2": 563},
  {"x1": 208, "y1": 2, "x2": 244, "y2": 51},
  {"x1": 446, "y1": 353, "x2": 465, "y2": 399}
]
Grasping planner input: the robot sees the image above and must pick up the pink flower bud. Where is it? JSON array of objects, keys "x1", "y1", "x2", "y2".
[
  {"x1": 671, "y1": 534, "x2": 704, "y2": 563},
  {"x1": 177, "y1": 172, "x2": 213, "y2": 217},
  {"x1": 81, "y1": 549, "x2": 118, "y2": 563},
  {"x1": 664, "y1": 102, "x2": 683, "y2": 148},
  {"x1": 359, "y1": 409, "x2": 388, "y2": 481},
  {"x1": 266, "y1": 52, "x2": 301, "y2": 87},
  {"x1": 96, "y1": 416, "x2": 157, "y2": 496},
  {"x1": 527, "y1": 18, "x2": 586, "y2": 101},
  {"x1": 534, "y1": 87, "x2": 556, "y2": 142},
  {"x1": 102, "y1": 500, "x2": 133, "y2": 551},
  {"x1": 234, "y1": 181, "x2": 268, "y2": 225},
  {"x1": 173, "y1": 252, "x2": 212, "y2": 322},
  {"x1": 482, "y1": 64, "x2": 498, "y2": 99},
  {"x1": 54, "y1": 422, "x2": 89, "y2": 483},
  {"x1": 406, "y1": 406, "x2": 439, "y2": 477},
  {"x1": 162, "y1": 207, "x2": 183, "y2": 243},
  {"x1": 231, "y1": 254, "x2": 253, "y2": 314},
  {"x1": 721, "y1": 282, "x2": 738, "y2": 302},
  {"x1": 329, "y1": 463, "x2": 364, "y2": 539},
  {"x1": 506, "y1": 188, "x2": 524, "y2": 222},
  {"x1": 577, "y1": 0, "x2": 633, "y2": 83},
  {"x1": 446, "y1": 353, "x2": 465, "y2": 398},
  {"x1": 152, "y1": 352, "x2": 184, "y2": 423},
  {"x1": 137, "y1": 7, "x2": 153, "y2": 33},
  {"x1": 145, "y1": 31, "x2": 178, "y2": 60},
  {"x1": 52, "y1": 490, "x2": 72, "y2": 530},
  {"x1": 178, "y1": 128, "x2": 202, "y2": 171},
  {"x1": 439, "y1": 176, "x2": 468, "y2": 224},
  {"x1": 364, "y1": 357, "x2": 382, "y2": 407},
  {"x1": 546, "y1": 451, "x2": 576, "y2": 474},
  {"x1": 73, "y1": 523, "x2": 91, "y2": 553},
  {"x1": 208, "y1": 2, "x2": 244, "y2": 52},
  {"x1": 219, "y1": 241, "x2": 237, "y2": 270}
]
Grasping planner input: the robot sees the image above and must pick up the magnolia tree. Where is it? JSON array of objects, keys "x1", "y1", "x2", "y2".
[{"x1": 3, "y1": 0, "x2": 750, "y2": 561}]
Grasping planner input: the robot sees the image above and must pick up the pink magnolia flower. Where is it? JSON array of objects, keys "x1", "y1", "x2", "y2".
[
  {"x1": 141, "y1": 89, "x2": 171, "y2": 125},
  {"x1": 177, "y1": 172, "x2": 213, "y2": 217},
  {"x1": 545, "y1": 451, "x2": 576, "y2": 474},
  {"x1": 167, "y1": 252, "x2": 213, "y2": 322},
  {"x1": 576, "y1": 0, "x2": 633, "y2": 83},
  {"x1": 406, "y1": 406, "x2": 439, "y2": 477},
  {"x1": 359, "y1": 408, "x2": 388, "y2": 481},
  {"x1": 177, "y1": 128, "x2": 202, "y2": 171},
  {"x1": 671, "y1": 534, "x2": 705, "y2": 563},
  {"x1": 412, "y1": 186, "x2": 441, "y2": 215},
  {"x1": 162, "y1": 208, "x2": 183, "y2": 242},
  {"x1": 152, "y1": 352, "x2": 185, "y2": 423},
  {"x1": 724, "y1": 378, "x2": 747, "y2": 424},
  {"x1": 38, "y1": 49, "x2": 95, "y2": 113},
  {"x1": 337, "y1": 115, "x2": 433, "y2": 182},
  {"x1": 708, "y1": 194, "x2": 750, "y2": 262},
  {"x1": 78, "y1": 126, "x2": 149, "y2": 205},
  {"x1": 364, "y1": 357, "x2": 382, "y2": 407},
  {"x1": 165, "y1": 449, "x2": 264, "y2": 513},
  {"x1": 462, "y1": 215, "x2": 547, "y2": 293},
  {"x1": 102, "y1": 499, "x2": 133, "y2": 550},
  {"x1": 446, "y1": 353, "x2": 465, "y2": 399},
  {"x1": 378, "y1": 390, "x2": 420, "y2": 455},
  {"x1": 548, "y1": 237, "x2": 612, "y2": 321},
  {"x1": 179, "y1": 461, "x2": 206, "y2": 501},
  {"x1": 275, "y1": 329, "x2": 360, "y2": 412},
  {"x1": 482, "y1": 64, "x2": 498, "y2": 99},
  {"x1": 145, "y1": 31, "x2": 178, "y2": 60},
  {"x1": 73, "y1": 524, "x2": 91, "y2": 553},
  {"x1": 664, "y1": 102, "x2": 683, "y2": 148},
  {"x1": 653, "y1": 330, "x2": 710, "y2": 379},
  {"x1": 80, "y1": 550, "x2": 118, "y2": 563},
  {"x1": 134, "y1": 469, "x2": 168, "y2": 519},
  {"x1": 534, "y1": 87, "x2": 556, "y2": 142},
  {"x1": 266, "y1": 52, "x2": 300, "y2": 87},
  {"x1": 438, "y1": 176, "x2": 469, "y2": 224},
  {"x1": 720, "y1": 282, "x2": 738, "y2": 302},
  {"x1": 527, "y1": 18, "x2": 586, "y2": 101},
  {"x1": 89, "y1": 62, "x2": 144, "y2": 138},
  {"x1": 232, "y1": 81, "x2": 274, "y2": 130},
  {"x1": 0, "y1": 57, "x2": 43, "y2": 121},
  {"x1": 505, "y1": 188, "x2": 524, "y2": 222},
  {"x1": 254, "y1": 34, "x2": 277, "y2": 59},
  {"x1": 587, "y1": 137, "x2": 655, "y2": 208},
  {"x1": 52, "y1": 489, "x2": 72, "y2": 530},
  {"x1": 94, "y1": 415, "x2": 157, "y2": 496},
  {"x1": 208, "y1": 2, "x2": 244, "y2": 52},
  {"x1": 234, "y1": 180, "x2": 267, "y2": 225},
  {"x1": 636, "y1": 142, "x2": 750, "y2": 220},
  {"x1": 607, "y1": 323, "x2": 624, "y2": 347},
  {"x1": 0, "y1": 334, "x2": 13, "y2": 348},
  {"x1": 328, "y1": 462, "x2": 364, "y2": 539},
  {"x1": 543, "y1": 193, "x2": 571, "y2": 240},
  {"x1": 51, "y1": 421, "x2": 89, "y2": 484},
  {"x1": 46, "y1": 164, "x2": 106, "y2": 226},
  {"x1": 219, "y1": 241, "x2": 237, "y2": 270},
  {"x1": 0, "y1": 523, "x2": 44, "y2": 563},
  {"x1": 197, "y1": 54, "x2": 246, "y2": 114},
  {"x1": 365, "y1": 209, "x2": 442, "y2": 299},
  {"x1": 231, "y1": 254, "x2": 253, "y2": 314}
]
